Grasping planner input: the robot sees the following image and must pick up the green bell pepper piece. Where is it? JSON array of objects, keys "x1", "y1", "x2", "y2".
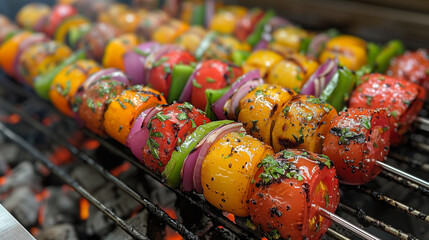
[
  {"x1": 246, "y1": 9, "x2": 276, "y2": 47},
  {"x1": 320, "y1": 67, "x2": 356, "y2": 111},
  {"x1": 232, "y1": 50, "x2": 250, "y2": 66},
  {"x1": 195, "y1": 31, "x2": 217, "y2": 61},
  {"x1": 162, "y1": 120, "x2": 233, "y2": 188},
  {"x1": 299, "y1": 37, "x2": 311, "y2": 55},
  {"x1": 375, "y1": 40, "x2": 404, "y2": 73},
  {"x1": 324, "y1": 28, "x2": 341, "y2": 38},
  {"x1": 204, "y1": 87, "x2": 231, "y2": 120},
  {"x1": 68, "y1": 24, "x2": 91, "y2": 49},
  {"x1": 366, "y1": 42, "x2": 381, "y2": 68},
  {"x1": 191, "y1": 4, "x2": 205, "y2": 26},
  {"x1": 168, "y1": 64, "x2": 195, "y2": 103},
  {"x1": 34, "y1": 50, "x2": 85, "y2": 100}
]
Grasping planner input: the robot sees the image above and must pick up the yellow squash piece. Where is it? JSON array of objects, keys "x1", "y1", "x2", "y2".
[
  {"x1": 238, "y1": 84, "x2": 297, "y2": 144},
  {"x1": 201, "y1": 131, "x2": 274, "y2": 216},
  {"x1": 319, "y1": 35, "x2": 367, "y2": 71},
  {"x1": 272, "y1": 95, "x2": 337, "y2": 153},
  {"x1": 272, "y1": 26, "x2": 310, "y2": 52},
  {"x1": 267, "y1": 54, "x2": 319, "y2": 90},
  {"x1": 152, "y1": 20, "x2": 190, "y2": 44},
  {"x1": 210, "y1": 6, "x2": 247, "y2": 34},
  {"x1": 242, "y1": 50, "x2": 283, "y2": 77},
  {"x1": 54, "y1": 15, "x2": 90, "y2": 43}
]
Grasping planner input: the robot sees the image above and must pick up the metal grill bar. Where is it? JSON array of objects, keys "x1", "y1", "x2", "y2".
[
  {"x1": 338, "y1": 203, "x2": 418, "y2": 240},
  {"x1": 326, "y1": 228, "x2": 352, "y2": 240},
  {"x1": 389, "y1": 152, "x2": 429, "y2": 173},
  {"x1": 0, "y1": 97, "x2": 200, "y2": 240},
  {"x1": 350, "y1": 185, "x2": 429, "y2": 223},
  {"x1": 378, "y1": 171, "x2": 429, "y2": 197},
  {"x1": 0, "y1": 122, "x2": 149, "y2": 240}
]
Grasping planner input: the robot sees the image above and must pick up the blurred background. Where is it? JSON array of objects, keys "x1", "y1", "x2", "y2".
[{"x1": 1, "y1": 0, "x2": 429, "y2": 49}]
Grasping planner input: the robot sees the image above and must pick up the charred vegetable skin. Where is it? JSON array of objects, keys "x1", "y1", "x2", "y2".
[
  {"x1": 349, "y1": 74, "x2": 426, "y2": 145},
  {"x1": 248, "y1": 149, "x2": 339, "y2": 240},
  {"x1": 143, "y1": 103, "x2": 210, "y2": 173},
  {"x1": 323, "y1": 108, "x2": 390, "y2": 185}
]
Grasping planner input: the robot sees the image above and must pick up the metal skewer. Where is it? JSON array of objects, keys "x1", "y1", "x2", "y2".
[
  {"x1": 376, "y1": 160, "x2": 429, "y2": 189},
  {"x1": 318, "y1": 207, "x2": 381, "y2": 240},
  {"x1": 417, "y1": 116, "x2": 429, "y2": 126}
]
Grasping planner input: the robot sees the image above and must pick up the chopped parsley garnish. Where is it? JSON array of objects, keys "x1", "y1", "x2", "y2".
[
  {"x1": 268, "y1": 230, "x2": 281, "y2": 240},
  {"x1": 391, "y1": 111, "x2": 398, "y2": 119},
  {"x1": 155, "y1": 112, "x2": 171, "y2": 121},
  {"x1": 282, "y1": 150, "x2": 295, "y2": 159},
  {"x1": 122, "y1": 98, "x2": 135, "y2": 107},
  {"x1": 96, "y1": 101, "x2": 103, "y2": 108},
  {"x1": 306, "y1": 113, "x2": 313, "y2": 121},
  {"x1": 364, "y1": 95, "x2": 373, "y2": 105},
  {"x1": 153, "y1": 57, "x2": 168, "y2": 68},
  {"x1": 206, "y1": 77, "x2": 216, "y2": 83},
  {"x1": 133, "y1": 47, "x2": 150, "y2": 57},
  {"x1": 151, "y1": 131, "x2": 164, "y2": 138},
  {"x1": 176, "y1": 112, "x2": 188, "y2": 121},
  {"x1": 140, "y1": 95, "x2": 149, "y2": 102},
  {"x1": 190, "y1": 119, "x2": 197, "y2": 128},
  {"x1": 325, "y1": 195, "x2": 329, "y2": 208},
  {"x1": 255, "y1": 89, "x2": 265, "y2": 96},
  {"x1": 307, "y1": 97, "x2": 323, "y2": 104},
  {"x1": 87, "y1": 99, "x2": 96, "y2": 112},
  {"x1": 61, "y1": 80, "x2": 71, "y2": 96},
  {"x1": 117, "y1": 99, "x2": 127, "y2": 109},
  {"x1": 402, "y1": 100, "x2": 411, "y2": 105},
  {"x1": 283, "y1": 105, "x2": 290, "y2": 115},
  {"x1": 179, "y1": 102, "x2": 194, "y2": 110},
  {"x1": 360, "y1": 115, "x2": 372, "y2": 129},
  {"x1": 163, "y1": 64, "x2": 171, "y2": 74},
  {"x1": 192, "y1": 79, "x2": 202, "y2": 88}
]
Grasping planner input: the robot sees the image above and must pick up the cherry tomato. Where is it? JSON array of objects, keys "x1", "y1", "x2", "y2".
[
  {"x1": 191, "y1": 60, "x2": 242, "y2": 110},
  {"x1": 148, "y1": 50, "x2": 196, "y2": 98},
  {"x1": 142, "y1": 103, "x2": 209, "y2": 173},
  {"x1": 323, "y1": 108, "x2": 390, "y2": 185},
  {"x1": 349, "y1": 74, "x2": 426, "y2": 145},
  {"x1": 248, "y1": 149, "x2": 339, "y2": 240}
]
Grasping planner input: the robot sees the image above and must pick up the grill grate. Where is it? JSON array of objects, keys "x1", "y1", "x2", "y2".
[{"x1": 1, "y1": 74, "x2": 429, "y2": 239}]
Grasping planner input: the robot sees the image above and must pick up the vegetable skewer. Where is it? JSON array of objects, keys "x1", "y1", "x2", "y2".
[{"x1": 0, "y1": 11, "x2": 384, "y2": 240}]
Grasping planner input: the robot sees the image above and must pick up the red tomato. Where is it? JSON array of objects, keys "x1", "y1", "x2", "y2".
[
  {"x1": 42, "y1": 4, "x2": 77, "y2": 37},
  {"x1": 191, "y1": 60, "x2": 242, "y2": 110},
  {"x1": 142, "y1": 103, "x2": 209, "y2": 173},
  {"x1": 148, "y1": 50, "x2": 195, "y2": 98},
  {"x1": 322, "y1": 108, "x2": 390, "y2": 185},
  {"x1": 388, "y1": 49, "x2": 429, "y2": 91},
  {"x1": 234, "y1": 9, "x2": 265, "y2": 41},
  {"x1": 247, "y1": 149, "x2": 339, "y2": 240},
  {"x1": 349, "y1": 74, "x2": 425, "y2": 145}
]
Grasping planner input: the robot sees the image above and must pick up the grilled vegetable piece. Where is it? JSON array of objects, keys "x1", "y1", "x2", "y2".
[
  {"x1": 16, "y1": 3, "x2": 51, "y2": 30},
  {"x1": 209, "y1": 6, "x2": 247, "y2": 34},
  {"x1": 75, "y1": 70, "x2": 129, "y2": 136},
  {"x1": 272, "y1": 95, "x2": 337, "y2": 153},
  {"x1": 201, "y1": 34, "x2": 251, "y2": 62},
  {"x1": 49, "y1": 60, "x2": 100, "y2": 117},
  {"x1": 147, "y1": 49, "x2": 196, "y2": 98},
  {"x1": 18, "y1": 41, "x2": 73, "y2": 86},
  {"x1": 152, "y1": 19, "x2": 190, "y2": 44},
  {"x1": 102, "y1": 33, "x2": 138, "y2": 71},
  {"x1": 104, "y1": 85, "x2": 166, "y2": 144},
  {"x1": 272, "y1": 26, "x2": 311, "y2": 53},
  {"x1": 175, "y1": 26, "x2": 206, "y2": 54},
  {"x1": 388, "y1": 49, "x2": 429, "y2": 91},
  {"x1": 267, "y1": 53, "x2": 319, "y2": 90},
  {"x1": 0, "y1": 31, "x2": 33, "y2": 77},
  {"x1": 349, "y1": 74, "x2": 426, "y2": 145},
  {"x1": 42, "y1": 4, "x2": 78, "y2": 38},
  {"x1": 319, "y1": 35, "x2": 367, "y2": 71},
  {"x1": 201, "y1": 131, "x2": 274, "y2": 216},
  {"x1": 54, "y1": 15, "x2": 90, "y2": 43},
  {"x1": 243, "y1": 50, "x2": 283, "y2": 77},
  {"x1": 142, "y1": 103, "x2": 209, "y2": 173},
  {"x1": 238, "y1": 84, "x2": 297, "y2": 144},
  {"x1": 191, "y1": 60, "x2": 242, "y2": 110},
  {"x1": 323, "y1": 108, "x2": 390, "y2": 185},
  {"x1": 77, "y1": 23, "x2": 122, "y2": 61},
  {"x1": 248, "y1": 149, "x2": 339, "y2": 240}
]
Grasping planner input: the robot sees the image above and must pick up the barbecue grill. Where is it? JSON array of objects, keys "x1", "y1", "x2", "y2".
[{"x1": 1, "y1": 1, "x2": 429, "y2": 240}]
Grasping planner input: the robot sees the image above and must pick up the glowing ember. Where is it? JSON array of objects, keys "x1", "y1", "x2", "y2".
[
  {"x1": 110, "y1": 162, "x2": 131, "y2": 177},
  {"x1": 79, "y1": 198, "x2": 90, "y2": 221},
  {"x1": 82, "y1": 139, "x2": 100, "y2": 150},
  {"x1": 49, "y1": 146, "x2": 73, "y2": 166}
]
